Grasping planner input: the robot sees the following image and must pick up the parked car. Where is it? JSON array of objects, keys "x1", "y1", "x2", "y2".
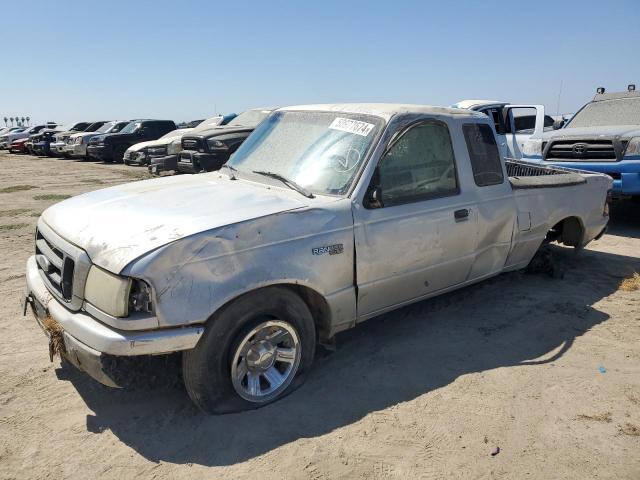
[
  {"x1": 522, "y1": 85, "x2": 640, "y2": 198},
  {"x1": 0, "y1": 126, "x2": 25, "y2": 137},
  {"x1": 24, "y1": 103, "x2": 611, "y2": 413},
  {"x1": 66, "y1": 121, "x2": 129, "y2": 159},
  {"x1": 48, "y1": 122, "x2": 93, "y2": 157},
  {"x1": 8, "y1": 137, "x2": 29, "y2": 153},
  {"x1": 51, "y1": 122, "x2": 107, "y2": 157},
  {"x1": 87, "y1": 119, "x2": 176, "y2": 163},
  {"x1": 0, "y1": 124, "x2": 55, "y2": 149},
  {"x1": 146, "y1": 114, "x2": 237, "y2": 173},
  {"x1": 31, "y1": 127, "x2": 64, "y2": 156},
  {"x1": 177, "y1": 108, "x2": 274, "y2": 174},
  {"x1": 452, "y1": 100, "x2": 557, "y2": 159}
]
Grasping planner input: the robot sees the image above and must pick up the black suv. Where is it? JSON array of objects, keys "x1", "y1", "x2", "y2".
[
  {"x1": 87, "y1": 119, "x2": 176, "y2": 163},
  {"x1": 176, "y1": 109, "x2": 274, "y2": 174}
]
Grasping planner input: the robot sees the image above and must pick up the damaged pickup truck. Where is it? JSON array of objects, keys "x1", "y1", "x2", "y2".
[{"x1": 24, "y1": 104, "x2": 611, "y2": 413}]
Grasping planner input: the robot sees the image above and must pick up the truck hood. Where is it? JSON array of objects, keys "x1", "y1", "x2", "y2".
[
  {"x1": 126, "y1": 134, "x2": 186, "y2": 152},
  {"x1": 539, "y1": 125, "x2": 640, "y2": 140},
  {"x1": 41, "y1": 173, "x2": 310, "y2": 273}
]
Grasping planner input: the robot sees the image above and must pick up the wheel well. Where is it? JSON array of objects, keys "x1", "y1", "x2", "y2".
[
  {"x1": 547, "y1": 216, "x2": 584, "y2": 247},
  {"x1": 286, "y1": 284, "x2": 332, "y2": 343},
  {"x1": 210, "y1": 284, "x2": 332, "y2": 343}
]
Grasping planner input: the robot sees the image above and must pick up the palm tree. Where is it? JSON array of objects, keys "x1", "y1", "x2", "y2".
[
  {"x1": 20, "y1": 117, "x2": 25, "y2": 126},
  {"x1": 26, "y1": 116, "x2": 30, "y2": 125},
  {"x1": 3, "y1": 117, "x2": 6, "y2": 127},
  {"x1": 9, "y1": 117, "x2": 14, "y2": 126}
]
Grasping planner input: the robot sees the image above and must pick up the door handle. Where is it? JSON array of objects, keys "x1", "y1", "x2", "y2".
[{"x1": 454, "y1": 209, "x2": 469, "y2": 221}]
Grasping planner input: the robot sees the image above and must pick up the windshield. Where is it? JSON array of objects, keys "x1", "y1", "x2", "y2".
[
  {"x1": 567, "y1": 97, "x2": 640, "y2": 128},
  {"x1": 119, "y1": 122, "x2": 141, "y2": 134},
  {"x1": 96, "y1": 122, "x2": 116, "y2": 133},
  {"x1": 83, "y1": 122, "x2": 102, "y2": 132},
  {"x1": 194, "y1": 116, "x2": 224, "y2": 131},
  {"x1": 228, "y1": 111, "x2": 384, "y2": 196},
  {"x1": 227, "y1": 110, "x2": 272, "y2": 128}
]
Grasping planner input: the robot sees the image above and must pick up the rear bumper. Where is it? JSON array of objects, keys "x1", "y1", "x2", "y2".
[
  {"x1": 149, "y1": 154, "x2": 178, "y2": 174},
  {"x1": 25, "y1": 256, "x2": 204, "y2": 358}
]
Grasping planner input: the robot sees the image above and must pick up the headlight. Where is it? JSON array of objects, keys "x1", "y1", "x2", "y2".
[
  {"x1": 84, "y1": 266, "x2": 154, "y2": 317},
  {"x1": 623, "y1": 137, "x2": 640, "y2": 159},
  {"x1": 521, "y1": 139, "x2": 544, "y2": 158},
  {"x1": 84, "y1": 266, "x2": 131, "y2": 317},
  {"x1": 167, "y1": 140, "x2": 181, "y2": 155},
  {"x1": 75, "y1": 137, "x2": 83, "y2": 145},
  {"x1": 207, "y1": 138, "x2": 228, "y2": 151}
]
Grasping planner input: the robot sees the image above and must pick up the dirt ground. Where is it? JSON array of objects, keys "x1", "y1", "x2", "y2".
[{"x1": 0, "y1": 152, "x2": 638, "y2": 480}]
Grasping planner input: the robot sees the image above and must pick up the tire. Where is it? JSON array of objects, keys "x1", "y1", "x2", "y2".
[
  {"x1": 183, "y1": 286, "x2": 316, "y2": 414},
  {"x1": 112, "y1": 145, "x2": 126, "y2": 163}
]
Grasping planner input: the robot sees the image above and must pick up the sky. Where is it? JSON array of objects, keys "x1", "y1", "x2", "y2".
[{"x1": 1, "y1": 0, "x2": 639, "y2": 125}]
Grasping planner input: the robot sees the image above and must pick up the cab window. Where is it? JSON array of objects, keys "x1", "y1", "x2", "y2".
[
  {"x1": 376, "y1": 121, "x2": 459, "y2": 207},
  {"x1": 463, "y1": 123, "x2": 504, "y2": 187}
]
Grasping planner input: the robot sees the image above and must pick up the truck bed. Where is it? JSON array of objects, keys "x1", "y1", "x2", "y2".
[{"x1": 506, "y1": 159, "x2": 588, "y2": 189}]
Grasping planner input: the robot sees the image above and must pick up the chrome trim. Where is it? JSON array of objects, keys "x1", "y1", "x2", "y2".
[{"x1": 36, "y1": 219, "x2": 91, "y2": 311}]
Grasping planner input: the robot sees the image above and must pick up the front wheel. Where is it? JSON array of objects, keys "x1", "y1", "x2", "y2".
[{"x1": 182, "y1": 287, "x2": 316, "y2": 414}]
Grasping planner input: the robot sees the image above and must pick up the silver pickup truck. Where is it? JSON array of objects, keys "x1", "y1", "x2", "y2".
[{"x1": 24, "y1": 104, "x2": 611, "y2": 413}]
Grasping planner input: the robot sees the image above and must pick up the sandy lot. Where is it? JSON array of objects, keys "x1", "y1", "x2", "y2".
[{"x1": 0, "y1": 152, "x2": 638, "y2": 479}]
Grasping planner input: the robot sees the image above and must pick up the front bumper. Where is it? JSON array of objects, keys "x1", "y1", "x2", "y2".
[
  {"x1": 50, "y1": 142, "x2": 68, "y2": 155},
  {"x1": 177, "y1": 151, "x2": 225, "y2": 174},
  {"x1": 32, "y1": 142, "x2": 52, "y2": 156},
  {"x1": 64, "y1": 144, "x2": 87, "y2": 157},
  {"x1": 24, "y1": 256, "x2": 203, "y2": 384},
  {"x1": 87, "y1": 144, "x2": 112, "y2": 161},
  {"x1": 149, "y1": 154, "x2": 178, "y2": 174},
  {"x1": 526, "y1": 156, "x2": 640, "y2": 195},
  {"x1": 124, "y1": 152, "x2": 148, "y2": 166},
  {"x1": 548, "y1": 160, "x2": 640, "y2": 196}
]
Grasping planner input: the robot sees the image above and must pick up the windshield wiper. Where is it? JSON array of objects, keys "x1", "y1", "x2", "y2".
[
  {"x1": 221, "y1": 163, "x2": 238, "y2": 180},
  {"x1": 252, "y1": 170, "x2": 315, "y2": 198}
]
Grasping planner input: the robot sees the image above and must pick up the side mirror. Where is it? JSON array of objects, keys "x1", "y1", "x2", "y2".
[
  {"x1": 365, "y1": 186, "x2": 384, "y2": 209},
  {"x1": 553, "y1": 119, "x2": 564, "y2": 130}
]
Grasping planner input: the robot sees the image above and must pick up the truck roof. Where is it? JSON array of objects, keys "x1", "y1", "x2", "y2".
[
  {"x1": 280, "y1": 103, "x2": 483, "y2": 121},
  {"x1": 451, "y1": 99, "x2": 507, "y2": 109},
  {"x1": 593, "y1": 90, "x2": 640, "y2": 102}
]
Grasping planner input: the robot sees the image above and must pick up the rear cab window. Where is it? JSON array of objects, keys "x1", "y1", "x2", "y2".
[{"x1": 462, "y1": 123, "x2": 504, "y2": 187}]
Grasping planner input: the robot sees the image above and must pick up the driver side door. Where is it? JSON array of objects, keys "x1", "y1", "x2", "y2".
[{"x1": 352, "y1": 118, "x2": 478, "y2": 318}]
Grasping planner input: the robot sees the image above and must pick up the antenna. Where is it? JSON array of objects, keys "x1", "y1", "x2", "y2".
[{"x1": 555, "y1": 79, "x2": 563, "y2": 117}]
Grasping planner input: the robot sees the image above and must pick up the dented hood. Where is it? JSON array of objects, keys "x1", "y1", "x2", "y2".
[{"x1": 41, "y1": 173, "x2": 309, "y2": 273}]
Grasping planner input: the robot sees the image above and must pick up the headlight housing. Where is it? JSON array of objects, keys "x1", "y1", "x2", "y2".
[
  {"x1": 84, "y1": 266, "x2": 131, "y2": 317},
  {"x1": 207, "y1": 138, "x2": 228, "y2": 151},
  {"x1": 75, "y1": 136, "x2": 83, "y2": 145},
  {"x1": 167, "y1": 140, "x2": 181, "y2": 155},
  {"x1": 84, "y1": 266, "x2": 154, "y2": 317},
  {"x1": 623, "y1": 137, "x2": 640, "y2": 159}
]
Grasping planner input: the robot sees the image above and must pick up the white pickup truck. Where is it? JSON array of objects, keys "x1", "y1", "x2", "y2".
[
  {"x1": 452, "y1": 100, "x2": 559, "y2": 159},
  {"x1": 24, "y1": 104, "x2": 610, "y2": 413}
]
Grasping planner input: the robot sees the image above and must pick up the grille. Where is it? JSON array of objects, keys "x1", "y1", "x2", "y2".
[
  {"x1": 182, "y1": 138, "x2": 201, "y2": 151},
  {"x1": 545, "y1": 140, "x2": 617, "y2": 162},
  {"x1": 35, "y1": 229, "x2": 75, "y2": 301}
]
